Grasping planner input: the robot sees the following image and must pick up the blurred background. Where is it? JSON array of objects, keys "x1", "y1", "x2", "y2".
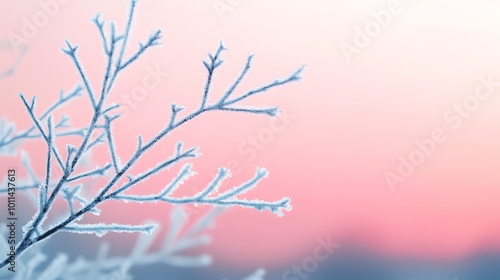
[{"x1": 1, "y1": 0, "x2": 500, "y2": 279}]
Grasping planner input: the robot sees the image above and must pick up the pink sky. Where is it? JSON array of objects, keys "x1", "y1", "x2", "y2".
[{"x1": 1, "y1": 0, "x2": 500, "y2": 268}]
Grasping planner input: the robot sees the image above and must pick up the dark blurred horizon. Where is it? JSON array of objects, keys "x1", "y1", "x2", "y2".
[{"x1": 134, "y1": 243, "x2": 500, "y2": 279}]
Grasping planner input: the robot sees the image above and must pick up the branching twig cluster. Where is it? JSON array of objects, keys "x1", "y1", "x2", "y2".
[
  {"x1": 0, "y1": 85, "x2": 86, "y2": 155},
  {"x1": 0, "y1": 0, "x2": 303, "y2": 275},
  {"x1": 0, "y1": 207, "x2": 266, "y2": 279},
  {"x1": 0, "y1": 153, "x2": 264, "y2": 279}
]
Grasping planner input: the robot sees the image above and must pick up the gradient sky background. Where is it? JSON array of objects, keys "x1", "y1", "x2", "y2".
[{"x1": 1, "y1": 0, "x2": 500, "y2": 273}]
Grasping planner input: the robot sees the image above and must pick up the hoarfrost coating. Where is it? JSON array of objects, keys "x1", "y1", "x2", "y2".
[{"x1": 0, "y1": 0, "x2": 304, "y2": 275}]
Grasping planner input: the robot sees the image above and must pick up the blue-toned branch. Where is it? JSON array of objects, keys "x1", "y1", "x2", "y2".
[{"x1": 0, "y1": 85, "x2": 84, "y2": 154}]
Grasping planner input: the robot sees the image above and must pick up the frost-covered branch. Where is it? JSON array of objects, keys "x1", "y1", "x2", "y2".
[
  {"x1": 115, "y1": 164, "x2": 291, "y2": 217},
  {"x1": 0, "y1": 85, "x2": 85, "y2": 155},
  {"x1": 62, "y1": 223, "x2": 157, "y2": 237},
  {"x1": 0, "y1": 208, "x2": 266, "y2": 279},
  {"x1": 0, "y1": 0, "x2": 302, "y2": 271},
  {"x1": 103, "y1": 114, "x2": 120, "y2": 173}
]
